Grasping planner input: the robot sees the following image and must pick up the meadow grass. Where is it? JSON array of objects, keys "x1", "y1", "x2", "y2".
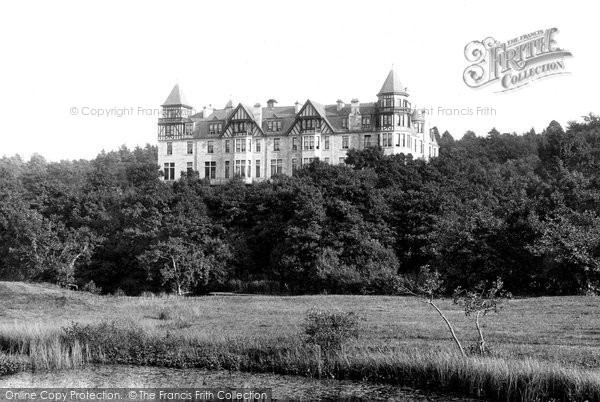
[{"x1": 1, "y1": 281, "x2": 600, "y2": 400}]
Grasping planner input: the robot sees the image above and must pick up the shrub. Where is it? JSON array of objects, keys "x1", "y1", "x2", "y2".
[
  {"x1": 157, "y1": 307, "x2": 172, "y2": 321},
  {"x1": 0, "y1": 353, "x2": 29, "y2": 376},
  {"x1": 82, "y1": 280, "x2": 102, "y2": 295},
  {"x1": 302, "y1": 308, "x2": 360, "y2": 352}
]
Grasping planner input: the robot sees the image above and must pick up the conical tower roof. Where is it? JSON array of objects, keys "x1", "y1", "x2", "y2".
[
  {"x1": 378, "y1": 69, "x2": 407, "y2": 96},
  {"x1": 162, "y1": 84, "x2": 190, "y2": 107}
]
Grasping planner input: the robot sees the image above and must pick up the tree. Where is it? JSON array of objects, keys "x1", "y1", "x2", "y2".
[
  {"x1": 139, "y1": 237, "x2": 219, "y2": 295},
  {"x1": 397, "y1": 267, "x2": 466, "y2": 356},
  {"x1": 453, "y1": 278, "x2": 510, "y2": 354}
]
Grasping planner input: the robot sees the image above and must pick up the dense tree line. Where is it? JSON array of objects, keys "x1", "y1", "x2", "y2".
[{"x1": 2, "y1": 115, "x2": 600, "y2": 296}]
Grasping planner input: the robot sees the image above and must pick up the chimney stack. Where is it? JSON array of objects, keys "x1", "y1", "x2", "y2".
[
  {"x1": 267, "y1": 99, "x2": 277, "y2": 108},
  {"x1": 336, "y1": 99, "x2": 345, "y2": 112},
  {"x1": 294, "y1": 101, "x2": 301, "y2": 114},
  {"x1": 203, "y1": 105, "x2": 214, "y2": 118},
  {"x1": 253, "y1": 103, "x2": 262, "y2": 125},
  {"x1": 350, "y1": 98, "x2": 360, "y2": 115}
]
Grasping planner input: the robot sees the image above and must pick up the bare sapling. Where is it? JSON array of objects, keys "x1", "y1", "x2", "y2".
[
  {"x1": 453, "y1": 278, "x2": 511, "y2": 355},
  {"x1": 396, "y1": 266, "x2": 466, "y2": 357}
]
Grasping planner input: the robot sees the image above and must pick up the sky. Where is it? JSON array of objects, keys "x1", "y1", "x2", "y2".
[{"x1": 0, "y1": 0, "x2": 597, "y2": 161}]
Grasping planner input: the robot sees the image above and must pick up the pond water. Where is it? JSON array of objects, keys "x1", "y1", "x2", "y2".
[{"x1": 0, "y1": 365, "x2": 473, "y2": 401}]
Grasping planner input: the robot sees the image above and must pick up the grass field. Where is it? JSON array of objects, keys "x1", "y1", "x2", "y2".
[{"x1": 1, "y1": 281, "x2": 600, "y2": 400}]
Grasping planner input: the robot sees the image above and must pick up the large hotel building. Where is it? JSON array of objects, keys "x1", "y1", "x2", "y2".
[{"x1": 157, "y1": 70, "x2": 439, "y2": 183}]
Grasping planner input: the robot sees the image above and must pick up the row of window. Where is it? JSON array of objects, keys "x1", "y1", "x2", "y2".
[
  {"x1": 380, "y1": 96, "x2": 411, "y2": 108},
  {"x1": 164, "y1": 157, "x2": 350, "y2": 181},
  {"x1": 167, "y1": 145, "x2": 439, "y2": 182},
  {"x1": 167, "y1": 133, "x2": 429, "y2": 156}
]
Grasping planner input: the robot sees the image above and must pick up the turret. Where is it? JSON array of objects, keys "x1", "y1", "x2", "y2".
[{"x1": 158, "y1": 84, "x2": 194, "y2": 139}]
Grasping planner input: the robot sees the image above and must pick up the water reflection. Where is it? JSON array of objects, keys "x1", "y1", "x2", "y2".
[{"x1": 0, "y1": 365, "x2": 471, "y2": 401}]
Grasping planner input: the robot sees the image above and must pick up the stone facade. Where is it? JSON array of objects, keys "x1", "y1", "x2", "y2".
[{"x1": 157, "y1": 70, "x2": 439, "y2": 183}]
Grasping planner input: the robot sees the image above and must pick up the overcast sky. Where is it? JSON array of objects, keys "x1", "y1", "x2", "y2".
[{"x1": 1, "y1": 0, "x2": 596, "y2": 161}]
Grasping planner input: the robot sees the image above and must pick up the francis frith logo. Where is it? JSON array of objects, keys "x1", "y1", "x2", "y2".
[{"x1": 463, "y1": 28, "x2": 572, "y2": 92}]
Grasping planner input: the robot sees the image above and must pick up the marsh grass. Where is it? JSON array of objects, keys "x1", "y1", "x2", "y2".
[
  {"x1": 2, "y1": 281, "x2": 600, "y2": 400},
  {"x1": 1, "y1": 320, "x2": 599, "y2": 401}
]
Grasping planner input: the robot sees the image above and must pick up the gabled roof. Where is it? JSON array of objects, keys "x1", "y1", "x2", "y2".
[
  {"x1": 305, "y1": 100, "x2": 335, "y2": 133},
  {"x1": 378, "y1": 69, "x2": 407, "y2": 96},
  {"x1": 162, "y1": 84, "x2": 191, "y2": 107}
]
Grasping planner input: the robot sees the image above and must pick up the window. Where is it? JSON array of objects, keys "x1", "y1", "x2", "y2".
[
  {"x1": 292, "y1": 137, "x2": 298, "y2": 150},
  {"x1": 187, "y1": 141, "x2": 193, "y2": 155},
  {"x1": 247, "y1": 160, "x2": 251, "y2": 177},
  {"x1": 225, "y1": 161, "x2": 230, "y2": 178},
  {"x1": 402, "y1": 133, "x2": 406, "y2": 147},
  {"x1": 324, "y1": 157, "x2": 330, "y2": 164},
  {"x1": 270, "y1": 159, "x2": 282, "y2": 176},
  {"x1": 303, "y1": 136, "x2": 315, "y2": 150},
  {"x1": 248, "y1": 139, "x2": 252, "y2": 152},
  {"x1": 383, "y1": 96, "x2": 393, "y2": 107},
  {"x1": 186, "y1": 162, "x2": 193, "y2": 174},
  {"x1": 225, "y1": 140, "x2": 231, "y2": 153},
  {"x1": 398, "y1": 114, "x2": 405, "y2": 127},
  {"x1": 209, "y1": 123, "x2": 222, "y2": 134},
  {"x1": 256, "y1": 139, "x2": 261, "y2": 152},
  {"x1": 186, "y1": 124, "x2": 193, "y2": 136},
  {"x1": 420, "y1": 140, "x2": 424, "y2": 154},
  {"x1": 303, "y1": 157, "x2": 314, "y2": 165},
  {"x1": 207, "y1": 141, "x2": 214, "y2": 154},
  {"x1": 255, "y1": 160, "x2": 260, "y2": 178},
  {"x1": 300, "y1": 118, "x2": 321, "y2": 132},
  {"x1": 362, "y1": 116, "x2": 371, "y2": 127},
  {"x1": 163, "y1": 163, "x2": 175, "y2": 181},
  {"x1": 166, "y1": 142, "x2": 173, "y2": 155},
  {"x1": 342, "y1": 135, "x2": 349, "y2": 149},
  {"x1": 235, "y1": 138, "x2": 246, "y2": 153},
  {"x1": 342, "y1": 118, "x2": 348, "y2": 129},
  {"x1": 273, "y1": 138, "x2": 280, "y2": 151},
  {"x1": 382, "y1": 114, "x2": 393, "y2": 127},
  {"x1": 324, "y1": 136, "x2": 330, "y2": 150},
  {"x1": 267, "y1": 120, "x2": 282, "y2": 132},
  {"x1": 382, "y1": 133, "x2": 393, "y2": 147},
  {"x1": 292, "y1": 158, "x2": 298, "y2": 173},
  {"x1": 338, "y1": 157, "x2": 345, "y2": 165},
  {"x1": 233, "y1": 122, "x2": 247, "y2": 134},
  {"x1": 364, "y1": 135, "x2": 372, "y2": 148},
  {"x1": 204, "y1": 161, "x2": 216, "y2": 179},
  {"x1": 235, "y1": 160, "x2": 247, "y2": 177}
]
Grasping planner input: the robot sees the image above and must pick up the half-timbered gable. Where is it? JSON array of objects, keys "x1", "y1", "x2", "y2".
[
  {"x1": 288, "y1": 100, "x2": 334, "y2": 136},
  {"x1": 222, "y1": 104, "x2": 264, "y2": 138}
]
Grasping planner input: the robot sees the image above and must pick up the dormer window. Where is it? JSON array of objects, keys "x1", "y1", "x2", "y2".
[
  {"x1": 209, "y1": 123, "x2": 222, "y2": 134},
  {"x1": 342, "y1": 118, "x2": 348, "y2": 129},
  {"x1": 267, "y1": 120, "x2": 282, "y2": 132},
  {"x1": 362, "y1": 116, "x2": 371, "y2": 127}
]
